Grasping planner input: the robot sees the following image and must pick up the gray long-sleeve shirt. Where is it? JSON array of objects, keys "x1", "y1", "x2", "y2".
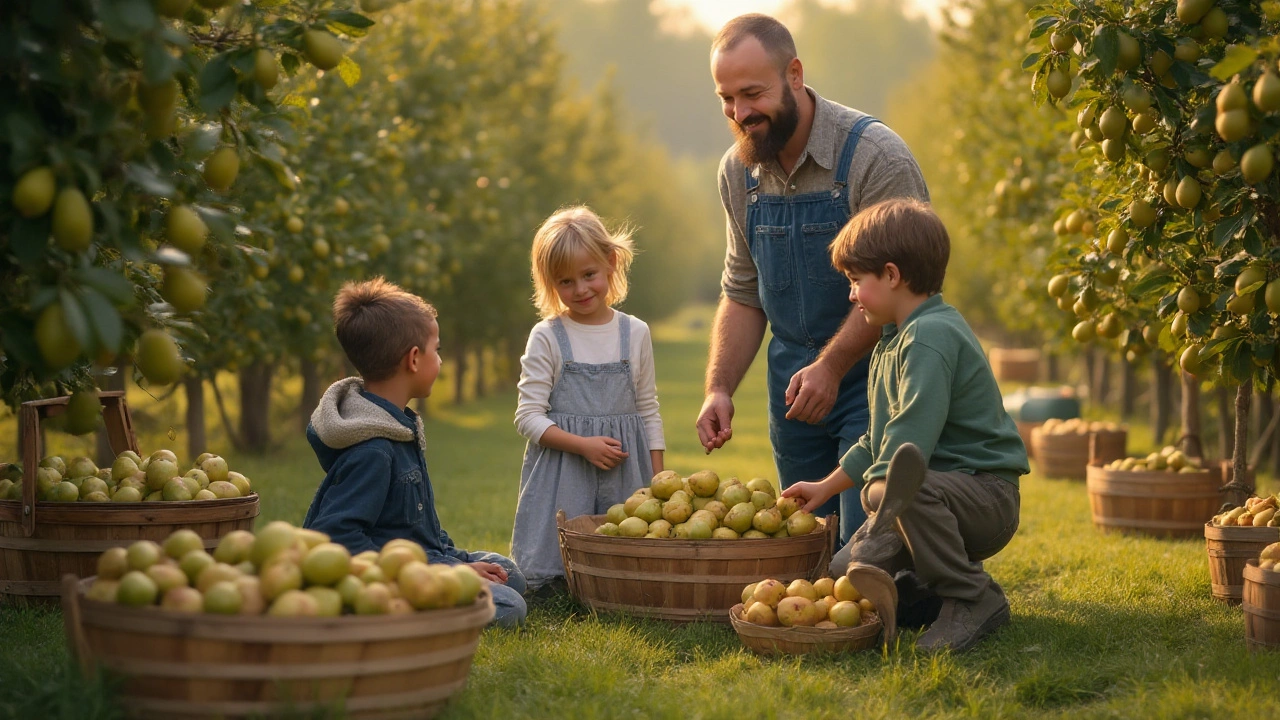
[{"x1": 717, "y1": 87, "x2": 930, "y2": 307}]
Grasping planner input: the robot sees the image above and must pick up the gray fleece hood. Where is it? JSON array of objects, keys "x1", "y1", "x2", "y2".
[{"x1": 310, "y1": 377, "x2": 425, "y2": 450}]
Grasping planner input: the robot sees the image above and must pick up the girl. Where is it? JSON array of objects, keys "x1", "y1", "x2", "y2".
[{"x1": 511, "y1": 206, "x2": 665, "y2": 593}]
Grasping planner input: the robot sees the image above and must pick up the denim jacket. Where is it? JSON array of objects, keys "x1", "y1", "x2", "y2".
[{"x1": 302, "y1": 377, "x2": 465, "y2": 558}]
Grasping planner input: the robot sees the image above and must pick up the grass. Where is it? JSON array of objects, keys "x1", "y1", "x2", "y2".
[{"x1": 3, "y1": 304, "x2": 1280, "y2": 719}]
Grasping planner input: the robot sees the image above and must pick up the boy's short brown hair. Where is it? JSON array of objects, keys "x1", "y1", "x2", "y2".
[
  {"x1": 830, "y1": 199, "x2": 950, "y2": 295},
  {"x1": 332, "y1": 277, "x2": 437, "y2": 382}
]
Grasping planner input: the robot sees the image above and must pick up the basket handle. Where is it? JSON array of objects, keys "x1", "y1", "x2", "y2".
[
  {"x1": 60, "y1": 574, "x2": 93, "y2": 675},
  {"x1": 20, "y1": 391, "x2": 140, "y2": 536},
  {"x1": 811, "y1": 513, "x2": 839, "y2": 581}
]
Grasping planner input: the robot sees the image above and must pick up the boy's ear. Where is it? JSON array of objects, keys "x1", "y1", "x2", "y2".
[
  {"x1": 405, "y1": 345, "x2": 420, "y2": 372},
  {"x1": 884, "y1": 262, "x2": 903, "y2": 288}
]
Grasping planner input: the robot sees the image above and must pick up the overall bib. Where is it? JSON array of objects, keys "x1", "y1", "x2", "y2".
[
  {"x1": 745, "y1": 116, "x2": 879, "y2": 545},
  {"x1": 511, "y1": 313, "x2": 652, "y2": 587}
]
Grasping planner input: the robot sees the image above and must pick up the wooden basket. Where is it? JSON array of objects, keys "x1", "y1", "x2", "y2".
[
  {"x1": 1243, "y1": 561, "x2": 1280, "y2": 652},
  {"x1": 557, "y1": 511, "x2": 836, "y2": 623},
  {"x1": 0, "y1": 393, "x2": 259, "y2": 605},
  {"x1": 62, "y1": 575, "x2": 493, "y2": 719},
  {"x1": 1205, "y1": 523, "x2": 1279, "y2": 605},
  {"x1": 989, "y1": 348, "x2": 1040, "y2": 384},
  {"x1": 1085, "y1": 465, "x2": 1220, "y2": 539},
  {"x1": 1016, "y1": 421, "x2": 1042, "y2": 462},
  {"x1": 728, "y1": 602, "x2": 881, "y2": 655}
]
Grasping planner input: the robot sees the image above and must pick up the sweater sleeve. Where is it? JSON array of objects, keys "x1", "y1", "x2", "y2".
[
  {"x1": 631, "y1": 319, "x2": 665, "y2": 451},
  {"x1": 839, "y1": 433, "x2": 875, "y2": 490},
  {"x1": 862, "y1": 342, "x2": 952, "y2": 482},
  {"x1": 514, "y1": 325, "x2": 560, "y2": 444},
  {"x1": 304, "y1": 445, "x2": 390, "y2": 555}
]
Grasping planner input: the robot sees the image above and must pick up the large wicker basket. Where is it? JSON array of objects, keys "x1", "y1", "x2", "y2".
[
  {"x1": 0, "y1": 393, "x2": 258, "y2": 605},
  {"x1": 62, "y1": 575, "x2": 494, "y2": 719},
  {"x1": 728, "y1": 602, "x2": 881, "y2": 655},
  {"x1": 558, "y1": 511, "x2": 836, "y2": 622}
]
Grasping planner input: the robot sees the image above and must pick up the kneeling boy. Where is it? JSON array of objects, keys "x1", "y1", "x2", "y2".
[{"x1": 783, "y1": 199, "x2": 1027, "y2": 652}]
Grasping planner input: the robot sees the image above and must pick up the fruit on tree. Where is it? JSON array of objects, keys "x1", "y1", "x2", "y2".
[
  {"x1": 1241, "y1": 144, "x2": 1274, "y2": 184},
  {"x1": 35, "y1": 302, "x2": 81, "y2": 368},
  {"x1": 161, "y1": 266, "x2": 207, "y2": 313},
  {"x1": 166, "y1": 205, "x2": 208, "y2": 254},
  {"x1": 11, "y1": 166, "x2": 55, "y2": 218},
  {"x1": 253, "y1": 49, "x2": 278, "y2": 90},
  {"x1": 203, "y1": 147, "x2": 240, "y2": 192},
  {"x1": 52, "y1": 187, "x2": 93, "y2": 252},
  {"x1": 135, "y1": 329, "x2": 185, "y2": 385},
  {"x1": 64, "y1": 390, "x2": 100, "y2": 435},
  {"x1": 303, "y1": 30, "x2": 345, "y2": 71}
]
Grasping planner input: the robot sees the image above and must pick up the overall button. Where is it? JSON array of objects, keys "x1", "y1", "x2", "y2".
[
  {"x1": 789, "y1": 183, "x2": 796, "y2": 190},
  {"x1": 418, "y1": 503, "x2": 424, "y2": 511}
]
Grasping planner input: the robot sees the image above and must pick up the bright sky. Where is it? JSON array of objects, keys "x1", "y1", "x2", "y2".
[{"x1": 654, "y1": 0, "x2": 948, "y2": 33}]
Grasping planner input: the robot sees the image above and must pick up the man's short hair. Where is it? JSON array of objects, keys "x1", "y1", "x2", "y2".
[
  {"x1": 332, "y1": 277, "x2": 437, "y2": 382},
  {"x1": 711, "y1": 13, "x2": 797, "y2": 75},
  {"x1": 831, "y1": 199, "x2": 950, "y2": 295}
]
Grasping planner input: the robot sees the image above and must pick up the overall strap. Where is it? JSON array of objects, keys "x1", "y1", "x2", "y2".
[
  {"x1": 617, "y1": 312, "x2": 631, "y2": 361},
  {"x1": 833, "y1": 115, "x2": 881, "y2": 189},
  {"x1": 744, "y1": 164, "x2": 760, "y2": 193},
  {"x1": 549, "y1": 318, "x2": 575, "y2": 363}
]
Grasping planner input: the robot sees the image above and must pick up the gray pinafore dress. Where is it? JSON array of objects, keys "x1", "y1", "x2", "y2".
[{"x1": 511, "y1": 312, "x2": 653, "y2": 587}]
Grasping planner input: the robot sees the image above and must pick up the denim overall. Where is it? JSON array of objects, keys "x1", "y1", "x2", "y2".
[
  {"x1": 745, "y1": 116, "x2": 879, "y2": 545},
  {"x1": 511, "y1": 313, "x2": 652, "y2": 588}
]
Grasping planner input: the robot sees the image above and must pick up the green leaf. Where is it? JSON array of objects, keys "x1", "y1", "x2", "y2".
[
  {"x1": 337, "y1": 56, "x2": 361, "y2": 88},
  {"x1": 142, "y1": 38, "x2": 181, "y2": 85},
  {"x1": 59, "y1": 288, "x2": 92, "y2": 352},
  {"x1": 1029, "y1": 16, "x2": 1057, "y2": 40},
  {"x1": 1129, "y1": 268, "x2": 1176, "y2": 298},
  {"x1": 1213, "y1": 213, "x2": 1250, "y2": 247},
  {"x1": 99, "y1": 0, "x2": 156, "y2": 42},
  {"x1": 1211, "y1": 45, "x2": 1259, "y2": 82},
  {"x1": 76, "y1": 268, "x2": 136, "y2": 307},
  {"x1": 1022, "y1": 52, "x2": 1043, "y2": 70},
  {"x1": 79, "y1": 289, "x2": 123, "y2": 353},
  {"x1": 326, "y1": 11, "x2": 375, "y2": 29},
  {"x1": 9, "y1": 217, "x2": 49, "y2": 268},
  {"x1": 198, "y1": 54, "x2": 238, "y2": 114},
  {"x1": 122, "y1": 163, "x2": 175, "y2": 197},
  {"x1": 1091, "y1": 25, "x2": 1118, "y2": 77},
  {"x1": 280, "y1": 53, "x2": 301, "y2": 78}
]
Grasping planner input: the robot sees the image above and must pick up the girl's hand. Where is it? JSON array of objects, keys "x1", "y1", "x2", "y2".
[
  {"x1": 468, "y1": 562, "x2": 507, "y2": 583},
  {"x1": 580, "y1": 436, "x2": 629, "y2": 470}
]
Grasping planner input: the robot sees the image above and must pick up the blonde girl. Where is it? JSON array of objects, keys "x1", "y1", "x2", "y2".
[{"x1": 511, "y1": 206, "x2": 665, "y2": 592}]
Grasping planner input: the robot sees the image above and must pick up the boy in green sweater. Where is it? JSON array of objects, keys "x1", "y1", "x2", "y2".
[{"x1": 783, "y1": 199, "x2": 1028, "y2": 653}]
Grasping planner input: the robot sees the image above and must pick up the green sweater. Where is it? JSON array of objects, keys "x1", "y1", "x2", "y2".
[{"x1": 839, "y1": 295, "x2": 1029, "y2": 487}]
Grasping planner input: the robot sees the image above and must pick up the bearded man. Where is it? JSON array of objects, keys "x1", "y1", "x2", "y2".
[{"x1": 696, "y1": 13, "x2": 930, "y2": 545}]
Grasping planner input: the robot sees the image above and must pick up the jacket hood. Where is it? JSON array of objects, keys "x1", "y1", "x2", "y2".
[{"x1": 310, "y1": 377, "x2": 420, "y2": 451}]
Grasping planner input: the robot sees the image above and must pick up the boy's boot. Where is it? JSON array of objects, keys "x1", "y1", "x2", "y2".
[
  {"x1": 846, "y1": 442, "x2": 928, "y2": 646},
  {"x1": 895, "y1": 570, "x2": 943, "y2": 630},
  {"x1": 916, "y1": 579, "x2": 1011, "y2": 653}
]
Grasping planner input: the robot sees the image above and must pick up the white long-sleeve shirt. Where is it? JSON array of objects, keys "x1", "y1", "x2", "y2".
[{"x1": 514, "y1": 311, "x2": 666, "y2": 451}]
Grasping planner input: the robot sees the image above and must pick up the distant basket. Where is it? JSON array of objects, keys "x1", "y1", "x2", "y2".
[
  {"x1": 1086, "y1": 465, "x2": 1220, "y2": 539},
  {"x1": 0, "y1": 393, "x2": 258, "y2": 605},
  {"x1": 557, "y1": 511, "x2": 835, "y2": 623},
  {"x1": 1244, "y1": 561, "x2": 1280, "y2": 652},
  {"x1": 728, "y1": 602, "x2": 881, "y2": 655},
  {"x1": 1032, "y1": 428, "x2": 1126, "y2": 480},
  {"x1": 63, "y1": 575, "x2": 494, "y2": 719},
  {"x1": 1205, "y1": 523, "x2": 1279, "y2": 605},
  {"x1": 989, "y1": 348, "x2": 1041, "y2": 384},
  {"x1": 1016, "y1": 421, "x2": 1042, "y2": 462}
]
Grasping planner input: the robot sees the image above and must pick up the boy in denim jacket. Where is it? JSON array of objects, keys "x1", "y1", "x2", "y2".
[{"x1": 303, "y1": 277, "x2": 527, "y2": 627}]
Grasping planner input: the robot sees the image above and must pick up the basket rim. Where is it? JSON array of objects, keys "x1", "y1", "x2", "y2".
[
  {"x1": 559, "y1": 512, "x2": 831, "y2": 547},
  {"x1": 728, "y1": 602, "x2": 882, "y2": 639},
  {"x1": 1244, "y1": 559, "x2": 1280, "y2": 581},
  {"x1": 0, "y1": 492, "x2": 260, "y2": 507},
  {"x1": 1085, "y1": 465, "x2": 1214, "y2": 480},
  {"x1": 1204, "y1": 521, "x2": 1280, "y2": 537}
]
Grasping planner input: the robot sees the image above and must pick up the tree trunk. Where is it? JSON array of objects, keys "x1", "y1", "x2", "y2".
[
  {"x1": 1256, "y1": 380, "x2": 1274, "y2": 471},
  {"x1": 95, "y1": 369, "x2": 125, "y2": 465},
  {"x1": 1217, "y1": 386, "x2": 1233, "y2": 461},
  {"x1": 239, "y1": 362, "x2": 274, "y2": 453},
  {"x1": 1225, "y1": 383, "x2": 1253, "y2": 506},
  {"x1": 299, "y1": 357, "x2": 322, "y2": 433},
  {"x1": 1093, "y1": 353, "x2": 1111, "y2": 408},
  {"x1": 1082, "y1": 351, "x2": 1096, "y2": 403},
  {"x1": 1151, "y1": 354, "x2": 1172, "y2": 446},
  {"x1": 473, "y1": 347, "x2": 486, "y2": 399},
  {"x1": 454, "y1": 343, "x2": 467, "y2": 406},
  {"x1": 1179, "y1": 371, "x2": 1203, "y2": 460},
  {"x1": 185, "y1": 375, "x2": 206, "y2": 461},
  {"x1": 1045, "y1": 353, "x2": 1059, "y2": 383},
  {"x1": 1121, "y1": 357, "x2": 1136, "y2": 418}
]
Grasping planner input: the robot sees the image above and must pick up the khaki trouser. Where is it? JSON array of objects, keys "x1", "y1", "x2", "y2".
[{"x1": 830, "y1": 470, "x2": 1020, "y2": 602}]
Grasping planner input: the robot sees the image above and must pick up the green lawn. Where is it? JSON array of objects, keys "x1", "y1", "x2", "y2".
[{"x1": 3, "y1": 305, "x2": 1280, "y2": 719}]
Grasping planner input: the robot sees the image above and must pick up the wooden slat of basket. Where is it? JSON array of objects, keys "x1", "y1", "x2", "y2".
[{"x1": 728, "y1": 603, "x2": 881, "y2": 655}]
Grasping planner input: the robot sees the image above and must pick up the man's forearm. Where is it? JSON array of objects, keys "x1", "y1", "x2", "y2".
[
  {"x1": 706, "y1": 297, "x2": 767, "y2": 394},
  {"x1": 816, "y1": 308, "x2": 880, "y2": 377}
]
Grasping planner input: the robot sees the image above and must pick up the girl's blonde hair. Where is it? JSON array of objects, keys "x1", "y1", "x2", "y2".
[{"x1": 530, "y1": 206, "x2": 635, "y2": 319}]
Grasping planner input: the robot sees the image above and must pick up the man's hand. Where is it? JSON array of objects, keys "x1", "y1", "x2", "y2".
[
  {"x1": 784, "y1": 360, "x2": 840, "y2": 424},
  {"x1": 580, "y1": 436, "x2": 629, "y2": 470},
  {"x1": 468, "y1": 561, "x2": 507, "y2": 583},
  {"x1": 696, "y1": 391, "x2": 735, "y2": 454},
  {"x1": 780, "y1": 479, "x2": 837, "y2": 513}
]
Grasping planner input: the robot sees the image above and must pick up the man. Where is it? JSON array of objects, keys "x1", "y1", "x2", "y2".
[{"x1": 696, "y1": 13, "x2": 929, "y2": 545}]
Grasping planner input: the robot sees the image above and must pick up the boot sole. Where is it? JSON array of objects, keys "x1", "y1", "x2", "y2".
[{"x1": 847, "y1": 563, "x2": 899, "y2": 646}]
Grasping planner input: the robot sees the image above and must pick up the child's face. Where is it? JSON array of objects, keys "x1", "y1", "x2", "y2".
[
  {"x1": 554, "y1": 249, "x2": 615, "y2": 323},
  {"x1": 848, "y1": 267, "x2": 895, "y2": 327},
  {"x1": 412, "y1": 322, "x2": 442, "y2": 397}
]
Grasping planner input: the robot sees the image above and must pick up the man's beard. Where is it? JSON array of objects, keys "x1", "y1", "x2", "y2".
[{"x1": 730, "y1": 88, "x2": 800, "y2": 167}]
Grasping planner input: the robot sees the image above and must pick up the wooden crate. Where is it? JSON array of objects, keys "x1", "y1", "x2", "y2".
[
  {"x1": 1085, "y1": 465, "x2": 1220, "y2": 539},
  {"x1": 558, "y1": 512, "x2": 835, "y2": 623},
  {"x1": 1033, "y1": 429, "x2": 1126, "y2": 480},
  {"x1": 1205, "y1": 523, "x2": 1279, "y2": 605},
  {"x1": 728, "y1": 602, "x2": 881, "y2": 655},
  {"x1": 0, "y1": 393, "x2": 258, "y2": 605},
  {"x1": 63, "y1": 576, "x2": 493, "y2": 718},
  {"x1": 1243, "y1": 561, "x2": 1280, "y2": 652}
]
